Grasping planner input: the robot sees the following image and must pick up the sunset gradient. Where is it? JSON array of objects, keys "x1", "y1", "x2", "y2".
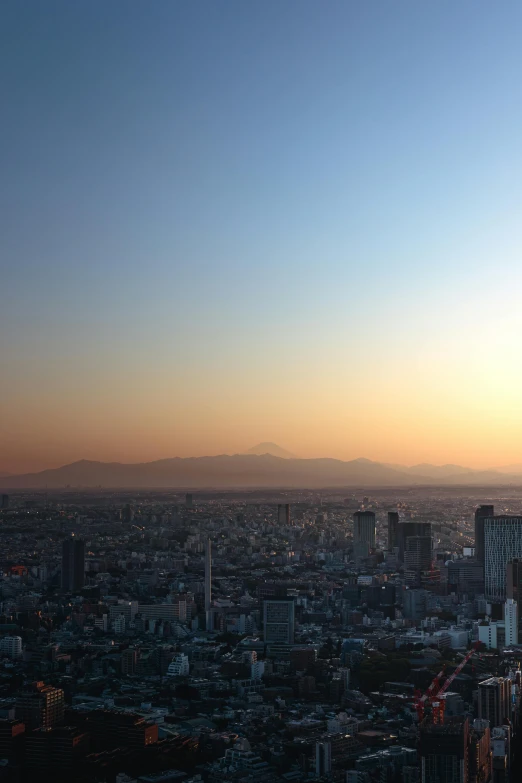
[{"x1": 2, "y1": 1, "x2": 522, "y2": 474}]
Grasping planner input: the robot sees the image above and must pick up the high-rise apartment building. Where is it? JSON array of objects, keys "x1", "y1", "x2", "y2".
[
  {"x1": 61, "y1": 536, "x2": 85, "y2": 592},
  {"x1": 353, "y1": 511, "x2": 376, "y2": 549},
  {"x1": 475, "y1": 505, "x2": 494, "y2": 564},
  {"x1": 420, "y1": 717, "x2": 469, "y2": 783},
  {"x1": 397, "y1": 522, "x2": 431, "y2": 561},
  {"x1": 403, "y1": 535, "x2": 432, "y2": 572},
  {"x1": 387, "y1": 511, "x2": 399, "y2": 550},
  {"x1": 263, "y1": 599, "x2": 295, "y2": 644},
  {"x1": 15, "y1": 682, "x2": 64, "y2": 730},
  {"x1": 477, "y1": 678, "x2": 511, "y2": 728},
  {"x1": 484, "y1": 517, "x2": 522, "y2": 602}
]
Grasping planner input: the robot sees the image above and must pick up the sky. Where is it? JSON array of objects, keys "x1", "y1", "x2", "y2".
[{"x1": 1, "y1": 1, "x2": 522, "y2": 474}]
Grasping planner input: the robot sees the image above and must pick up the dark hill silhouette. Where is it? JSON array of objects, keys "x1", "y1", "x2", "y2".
[{"x1": 0, "y1": 454, "x2": 519, "y2": 489}]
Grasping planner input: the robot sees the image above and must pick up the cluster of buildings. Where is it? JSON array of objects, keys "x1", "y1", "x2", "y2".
[{"x1": 0, "y1": 488, "x2": 519, "y2": 782}]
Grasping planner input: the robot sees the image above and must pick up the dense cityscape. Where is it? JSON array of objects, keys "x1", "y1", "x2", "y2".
[{"x1": 0, "y1": 486, "x2": 520, "y2": 781}]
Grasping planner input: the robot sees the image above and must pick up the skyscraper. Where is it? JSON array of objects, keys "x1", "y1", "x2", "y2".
[
  {"x1": 387, "y1": 511, "x2": 399, "y2": 550},
  {"x1": 475, "y1": 505, "x2": 494, "y2": 564},
  {"x1": 61, "y1": 537, "x2": 85, "y2": 592},
  {"x1": 397, "y1": 522, "x2": 431, "y2": 561},
  {"x1": 477, "y1": 678, "x2": 511, "y2": 728},
  {"x1": 263, "y1": 599, "x2": 295, "y2": 644},
  {"x1": 419, "y1": 717, "x2": 469, "y2": 783},
  {"x1": 205, "y1": 539, "x2": 212, "y2": 631},
  {"x1": 353, "y1": 511, "x2": 376, "y2": 549},
  {"x1": 484, "y1": 516, "x2": 522, "y2": 602},
  {"x1": 403, "y1": 535, "x2": 432, "y2": 572}
]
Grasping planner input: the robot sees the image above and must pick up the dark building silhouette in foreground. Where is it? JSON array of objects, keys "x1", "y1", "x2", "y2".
[{"x1": 420, "y1": 717, "x2": 469, "y2": 783}]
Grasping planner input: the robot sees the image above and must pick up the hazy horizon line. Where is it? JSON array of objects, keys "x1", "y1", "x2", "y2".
[{"x1": 3, "y1": 449, "x2": 522, "y2": 477}]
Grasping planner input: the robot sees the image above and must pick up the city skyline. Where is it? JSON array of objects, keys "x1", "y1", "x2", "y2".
[{"x1": 3, "y1": 1, "x2": 522, "y2": 474}]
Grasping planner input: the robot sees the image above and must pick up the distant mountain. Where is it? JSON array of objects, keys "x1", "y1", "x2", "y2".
[
  {"x1": 0, "y1": 454, "x2": 520, "y2": 489},
  {"x1": 244, "y1": 442, "x2": 297, "y2": 459},
  {"x1": 494, "y1": 464, "x2": 522, "y2": 475},
  {"x1": 383, "y1": 462, "x2": 473, "y2": 478},
  {"x1": 405, "y1": 463, "x2": 472, "y2": 478},
  {"x1": 0, "y1": 455, "x2": 415, "y2": 489},
  {"x1": 382, "y1": 461, "x2": 509, "y2": 481}
]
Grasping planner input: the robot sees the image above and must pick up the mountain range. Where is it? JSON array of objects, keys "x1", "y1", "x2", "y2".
[{"x1": 1, "y1": 446, "x2": 522, "y2": 489}]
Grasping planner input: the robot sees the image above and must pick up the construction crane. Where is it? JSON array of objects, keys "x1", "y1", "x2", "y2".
[
  {"x1": 431, "y1": 642, "x2": 481, "y2": 723},
  {"x1": 414, "y1": 668, "x2": 445, "y2": 722},
  {"x1": 415, "y1": 642, "x2": 480, "y2": 723}
]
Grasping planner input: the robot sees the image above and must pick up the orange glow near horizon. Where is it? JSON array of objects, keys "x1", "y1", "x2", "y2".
[{"x1": 3, "y1": 349, "x2": 522, "y2": 474}]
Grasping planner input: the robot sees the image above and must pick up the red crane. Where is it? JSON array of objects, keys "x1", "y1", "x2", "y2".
[
  {"x1": 414, "y1": 642, "x2": 480, "y2": 723},
  {"x1": 414, "y1": 668, "x2": 445, "y2": 722}
]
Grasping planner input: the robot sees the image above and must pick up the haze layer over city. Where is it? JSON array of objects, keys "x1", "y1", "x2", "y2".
[{"x1": 2, "y1": 2, "x2": 522, "y2": 783}]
